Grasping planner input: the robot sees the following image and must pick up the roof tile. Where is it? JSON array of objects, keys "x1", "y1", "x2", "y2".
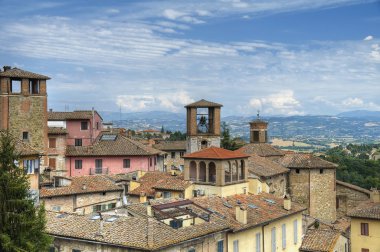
[{"x1": 184, "y1": 146, "x2": 249, "y2": 160}]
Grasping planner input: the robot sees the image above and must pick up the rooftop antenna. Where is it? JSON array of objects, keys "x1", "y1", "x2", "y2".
[{"x1": 257, "y1": 110, "x2": 260, "y2": 119}]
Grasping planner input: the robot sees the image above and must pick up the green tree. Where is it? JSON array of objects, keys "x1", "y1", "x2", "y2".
[
  {"x1": 0, "y1": 132, "x2": 52, "y2": 252},
  {"x1": 168, "y1": 131, "x2": 186, "y2": 141},
  {"x1": 160, "y1": 126, "x2": 165, "y2": 133},
  {"x1": 221, "y1": 122, "x2": 239, "y2": 150}
]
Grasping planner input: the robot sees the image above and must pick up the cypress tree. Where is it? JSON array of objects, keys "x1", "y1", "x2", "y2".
[{"x1": 0, "y1": 132, "x2": 52, "y2": 252}]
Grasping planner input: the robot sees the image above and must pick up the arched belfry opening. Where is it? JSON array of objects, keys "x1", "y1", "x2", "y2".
[
  {"x1": 185, "y1": 99, "x2": 222, "y2": 153},
  {"x1": 249, "y1": 111, "x2": 269, "y2": 144}
]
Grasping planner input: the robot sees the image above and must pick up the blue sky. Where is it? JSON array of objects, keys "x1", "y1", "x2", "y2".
[{"x1": 0, "y1": 0, "x2": 379, "y2": 116}]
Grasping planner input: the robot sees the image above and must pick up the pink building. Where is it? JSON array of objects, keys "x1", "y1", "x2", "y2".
[
  {"x1": 48, "y1": 110, "x2": 103, "y2": 147},
  {"x1": 66, "y1": 132, "x2": 164, "y2": 176}
]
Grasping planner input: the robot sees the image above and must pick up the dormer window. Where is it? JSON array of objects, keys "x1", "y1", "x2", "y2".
[
  {"x1": 10, "y1": 79, "x2": 21, "y2": 93},
  {"x1": 29, "y1": 79, "x2": 40, "y2": 94}
]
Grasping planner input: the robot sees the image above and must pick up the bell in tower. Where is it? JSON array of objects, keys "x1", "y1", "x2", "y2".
[
  {"x1": 249, "y1": 111, "x2": 269, "y2": 144},
  {"x1": 185, "y1": 99, "x2": 222, "y2": 153}
]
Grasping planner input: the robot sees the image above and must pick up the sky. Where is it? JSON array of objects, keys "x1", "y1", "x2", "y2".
[{"x1": 0, "y1": 0, "x2": 379, "y2": 116}]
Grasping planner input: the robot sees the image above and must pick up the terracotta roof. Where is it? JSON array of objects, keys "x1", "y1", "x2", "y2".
[
  {"x1": 153, "y1": 141, "x2": 187, "y2": 151},
  {"x1": 336, "y1": 180, "x2": 371, "y2": 195},
  {"x1": 66, "y1": 133, "x2": 161, "y2": 157},
  {"x1": 0, "y1": 67, "x2": 50, "y2": 79},
  {"x1": 40, "y1": 175, "x2": 123, "y2": 198},
  {"x1": 48, "y1": 110, "x2": 102, "y2": 121},
  {"x1": 0, "y1": 131, "x2": 40, "y2": 156},
  {"x1": 348, "y1": 201, "x2": 380, "y2": 220},
  {"x1": 184, "y1": 99, "x2": 223, "y2": 108},
  {"x1": 46, "y1": 207, "x2": 228, "y2": 250},
  {"x1": 300, "y1": 229, "x2": 341, "y2": 252},
  {"x1": 193, "y1": 193, "x2": 306, "y2": 232},
  {"x1": 246, "y1": 154, "x2": 289, "y2": 178},
  {"x1": 48, "y1": 127, "x2": 67, "y2": 135},
  {"x1": 184, "y1": 146, "x2": 249, "y2": 160},
  {"x1": 278, "y1": 153, "x2": 337, "y2": 169},
  {"x1": 128, "y1": 172, "x2": 192, "y2": 197},
  {"x1": 332, "y1": 217, "x2": 351, "y2": 234},
  {"x1": 238, "y1": 143, "x2": 285, "y2": 157}
]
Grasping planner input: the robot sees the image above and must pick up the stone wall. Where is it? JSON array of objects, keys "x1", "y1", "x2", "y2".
[
  {"x1": 264, "y1": 173, "x2": 287, "y2": 197},
  {"x1": 187, "y1": 136, "x2": 221, "y2": 153},
  {"x1": 163, "y1": 150, "x2": 185, "y2": 170},
  {"x1": 336, "y1": 181, "x2": 370, "y2": 218},
  {"x1": 48, "y1": 134, "x2": 67, "y2": 176}
]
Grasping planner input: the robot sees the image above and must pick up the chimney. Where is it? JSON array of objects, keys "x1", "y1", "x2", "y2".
[
  {"x1": 147, "y1": 204, "x2": 153, "y2": 217},
  {"x1": 235, "y1": 206, "x2": 247, "y2": 225},
  {"x1": 370, "y1": 189, "x2": 380, "y2": 203},
  {"x1": 49, "y1": 108, "x2": 53, "y2": 112},
  {"x1": 283, "y1": 195, "x2": 291, "y2": 211},
  {"x1": 3, "y1": 66, "x2": 11, "y2": 72}
]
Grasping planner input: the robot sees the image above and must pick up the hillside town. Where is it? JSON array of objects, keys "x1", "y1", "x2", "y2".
[{"x1": 0, "y1": 66, "x2": 379, "y2": 251}]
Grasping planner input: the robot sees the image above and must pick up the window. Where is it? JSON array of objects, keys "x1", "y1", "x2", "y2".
[
  {"x1": 282, "y1": 224, "x2": 286, "y2": 249},
  {"x1": 75, "y1": 160, "x2": 82, "y2": 169},
  {"x1": 253, "y1": 131, "x2": 259, "y2": 142},
  {"x1": 293, "y1": 219, "x2": 298, "y2": 244},
  {"x1": 171, "y1": 152, "x2": 175, "y2": 159},
  {"x1": 52, "y1": 206, "x2": 61, "y2": 211},
  {"x1": 296, "y1": 169, "x2": 300, "y2": 174},
  {"x1": 361, "y1": 249, "x2": 369, "y2": 252},
  {"x1": 81, "y1": 121, "x2": 88, "y2": 130},
  {"x1": 49, "y1": 138, "x2": 56, "y2": 148},
  {"x1": 49, "y1": 158, "x2": 56, "y2": 169},
  {"x1": 163, "y1": 191, "x2": 172, "y2": 198},
  {"x1": 10, "y1": 79, "x2": 21, "y2": 93},
  {"x1": 150, "y1": 157, "x2": 153, "y2": 166},
  {"x1": 154, "y1": 157, "x2": 156, "y2": 165},
  {"x1": 96, "y1": 122, "x2": 99, "y2": 130},
  {"x1": 169, "y1": 219, "x2": 183, "y2": 229},
  {"x1": 22, "y1": 132, "x2": 29, "y2": 141},
  {"x1": 72, "y1": 249, "x2": 81, "y2": 252},
  {"x1": 256, "y1": 233, "x2": 261, "y2": 252},
  {"x1": 217, "y1": 240, "x2": 224, "y2": 252},
  {"x1": 123, "y1": 159, "x2": 130, "y2": 168},
  {"x1": 74, "y1": 138, "x2": 82, "y2": 146},
  {"x1": 180, "y1": 152, "x2": 184, "y2": 157},
  {"x1": 233, "y1": 240, "x2": 239, "y2": 252},
  {"x1": 188, "y1": 248, "x2": 195, "y2": 252},
  {"x1": 361, "y1": 223, "x2": 369, "y2": 236},
  {"x1": 23, "y1": 159, "x2": 39, "y2": 174},
  {"x1": 320, "y1": 169, "x2": 324, "y2": 174},
  {"x1": 29, "y1": 79, "x2": 40, "y2": 94},
  {"x1": 271, "y1": 227, "x2": 276, "y2": 252}
]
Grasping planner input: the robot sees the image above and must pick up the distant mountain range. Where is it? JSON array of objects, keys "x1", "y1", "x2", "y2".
[{"x1": 100, "y1": 110, "x2": 380, "y2": 145}]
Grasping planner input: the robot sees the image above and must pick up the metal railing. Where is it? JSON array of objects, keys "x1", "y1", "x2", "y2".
[{"x1": 89, "y1": 167, "x2": 109, "y2": 175}]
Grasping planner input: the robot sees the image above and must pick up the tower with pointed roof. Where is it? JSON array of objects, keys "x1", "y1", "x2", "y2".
[
  {"x1": 0, "y1": 66, "x2": 49, "y2": 164},
  {"x1": 185, "y1": 99, "x2": 222, "y2": 153}
]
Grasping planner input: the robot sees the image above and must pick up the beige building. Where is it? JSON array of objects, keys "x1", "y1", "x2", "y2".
[
  {"x1": 40, "y1": 175, "x2": 123, "y2": 214},
  {"x1": 348, "y1": 190, "x2": 380, "y2": 252},
  {"x1": 153, "y1": 140, "x2": 186, "y2": 171}
]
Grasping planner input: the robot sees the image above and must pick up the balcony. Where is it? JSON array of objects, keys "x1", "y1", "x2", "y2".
[{"x1": 90, "y1": 167, "x2": 109, "y2": 175}]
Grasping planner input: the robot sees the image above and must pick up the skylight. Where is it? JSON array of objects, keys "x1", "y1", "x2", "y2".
[
  {"x1": 90, "y1": 215, "x2": 101, "y2": 220},
  {"x1": 100, "y1": 134, "x2": 117, "y2": 141},
  {"x1": 248, "y1": 204, "x2": 258, "y2": 209},
  {"x1": 105, "y1": 216, "x2": 119, "y2": 222},
  {"x1": 265, "y1": 199, "x2": 276, "y2": 204},
  {"x1": 223, "y1": 201, "x2": 233, "y2": 208}
]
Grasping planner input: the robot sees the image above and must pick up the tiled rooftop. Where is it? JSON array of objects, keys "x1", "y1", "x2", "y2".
[
  {"x1": 48, "y1": 110, "x2": 102, "y2": 121},
  {"x1": 246, "y1": 153, "x2": 289, "y2": 178},
  {"x1": 348, "y1": 201, "x2": 380, "y2": 220},
  {"x1": 336, "y1": 180, "x2": 371, "y2": 195},
  {"x1": 48, "y1": 127, "x2": 67, "y2": 135},
  {"x1": 185, "y1": 99, "x2": 223, "y2": 108},
  {"x1": 0, "y1": 131, "x2": 40, "y2": 156},
  {"x1": 300, "y1": 228, "x2": 341, "y2": 252},
  {"x1": 153, "y1": 141, "x2": 187, "y2": 151},
  {"x1": 40, "y1": 175, "x2": 123, "y2": 198},
  {"x1": 66, "y1": 132, "x2": 161, "y2": 157},
  {"x1": 238, "y1": 143, "x2": 285, "y2": 157},
  {"x1": 184, "y1": 146, "x2": 249, "y2": 160},
  {"x1": 278, "y1": 153, "x2": 337, "y2": 169},
  {"x1": 0, "y1": 67, "x2": 50, "y2": 79}
]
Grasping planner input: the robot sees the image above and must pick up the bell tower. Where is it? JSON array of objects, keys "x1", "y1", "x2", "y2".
[
  {"x1": 249, "y1": 111, "x2": 268, "y2": 144},
  {"x1": 185, "y1": 99, "x2": 222, "y2": 153}
]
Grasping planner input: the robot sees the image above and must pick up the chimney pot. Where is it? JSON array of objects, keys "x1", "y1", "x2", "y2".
[
  {"x1": 370, "y1": 189, "x2": 380, "y2": 203},
  {"x1": 283, "y1": 195, "x2": 291, "y2": 211},
  {"x1": 235, "y1": 205, "x2": 247, "y2": 225}
]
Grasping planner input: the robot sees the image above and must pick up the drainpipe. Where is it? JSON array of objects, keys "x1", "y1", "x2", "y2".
[
  {"x1": 262, "y1": 223, "x2": 268, "y2": 252},
  {"x1": 69, "y1": 157, "x2": 72, "y2": 177},
  {"x1": 91, "y1": 107, "x2": 95, "y2": 144}
]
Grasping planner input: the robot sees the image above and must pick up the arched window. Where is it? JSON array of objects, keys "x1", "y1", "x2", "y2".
[
  {"x1": 189, "y1": 161, "x2": 197, "y2": 181},
  {"x1": 224, "y1": 161, "x2": 231, "y2": 183},
  {"x1": 209, "y1": 162, "x2": 216, "y2": 183},
  {"x1": 232, "y1": 161, "x2": 238, "y2": 181},
  {"x1": 239, "y1": 160, "x2": 245, "y2": 180},
  {"x1": 201, "y1": 140, "x2": 208, "y2": 149},
  {"x1": 199, "y1": 161, "x2": 206, "y2": 182}
]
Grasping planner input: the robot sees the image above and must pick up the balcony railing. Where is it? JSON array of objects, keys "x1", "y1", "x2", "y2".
[{"x1": 89, "y1": 167, "x2": 109, "y2": 175}]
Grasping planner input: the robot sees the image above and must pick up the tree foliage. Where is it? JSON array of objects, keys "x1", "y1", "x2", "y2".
[
  {"x1": 220, "y1": 122, "x2": 245, "y2": 151},
  {"x1": 167, "y1": 131, "x2": 186, "y2": 141},
  {"x1": 322, "y1": 144, "x2": 380, "y2": 190},
  {"x1": 0, "y1": 132, "x2": 52, "y2": 252}
]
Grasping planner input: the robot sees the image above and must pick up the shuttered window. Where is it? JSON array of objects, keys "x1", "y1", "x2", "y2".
[
  {"x1": 271, "y1": 227, "x2": 276, "y2": 252},
  {"x1": 49, "y1": 138, "x2": 56, "y2": 148},
  {"x1": 233, "y1": 240, "x2": 239, "y2": 252},
  {"x1": 49, "y1": 158, "x2": 56, "y2": 169},
  {"x1": 294, "y1": 219, "x2": 298, "y2": 244},
  {"x1": 256, "y1": 233, "x2": 261, "y2": 252},
  {"x1": 217, "y1": 240, "x2": 224, "y2": 252},
  {"x1": 361, "y1": 223, "x2": 369, "y2": 236},
  {"x1": 282, "y1": 224, "x2": 286, "y2": 249}
]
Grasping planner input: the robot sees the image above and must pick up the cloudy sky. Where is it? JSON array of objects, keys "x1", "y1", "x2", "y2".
[{"x1": 0, "y1": 0, "x2": 379, "y2": 116}]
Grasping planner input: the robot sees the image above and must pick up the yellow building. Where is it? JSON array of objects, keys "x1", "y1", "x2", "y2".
[{"x1": 348, "y1": 190, "x2": 380, "y2": 252}]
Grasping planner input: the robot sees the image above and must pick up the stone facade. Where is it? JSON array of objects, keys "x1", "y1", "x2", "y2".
[
  {"x1": 163, "y1": 150, "x2": 185, "y2": 171},
  {"x1": 289, "y1": 168, "x2": 336, "y2": 223},
  {"x1": 263, "y1": 173, "x2": 287, "y2": 197},
  {"x1": 336, "y1": 180, "x2": 370, "y2": 218},
  {"x1": 47, "y1": 133, "x2": 67, "y2": 176},
  {"x1": 42, "y1": 191, "x2": 122, "y2": 214},
  {"x1": 187, "y1": 136, "x2": 221, "y2": 154}
]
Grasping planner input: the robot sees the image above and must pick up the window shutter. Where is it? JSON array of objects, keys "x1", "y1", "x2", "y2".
[
  {"x1": 271, "y1": 227, "x2": 276, "y2": 252},
  {"x1": 233, "y1": 240, "x2": 239, "y2": 252},
  {"x1": 282, "y1": 224, "x2": 286, "y2": 249},
  {"x1": 256, "y1": 233, "x2": 261, "y2": 252},
  {"x1": 294, "y1": 219, "x2": 298, "y2": 244}
]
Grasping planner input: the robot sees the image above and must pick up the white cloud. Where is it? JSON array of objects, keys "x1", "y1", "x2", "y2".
[
  {"x1": 364, "y1": 35, "x2": 373, "y2": 41},
  {"x1": 162, "y1": 9, "x2": 204, "y2": 24},
  {"x1": 242, "y1": 15, "x2": 250, "y2": 19},
  {"x1": 116, "y1": 95, "x2": 155, "y2": 112},
  {"x1": 342, "y1": 97, "x2": 364, "y2": 107},
  {"x1": 249, "y1": 90, "x2": 303, "y2": 116}
]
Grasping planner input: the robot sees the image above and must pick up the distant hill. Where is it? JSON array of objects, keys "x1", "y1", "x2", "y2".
[
  {"x1": 337, "y1": 110, "x2": 380, "y2": 118},
  {"x1": 100, "y1": 111, "x2": 184, "y2": 122}
]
